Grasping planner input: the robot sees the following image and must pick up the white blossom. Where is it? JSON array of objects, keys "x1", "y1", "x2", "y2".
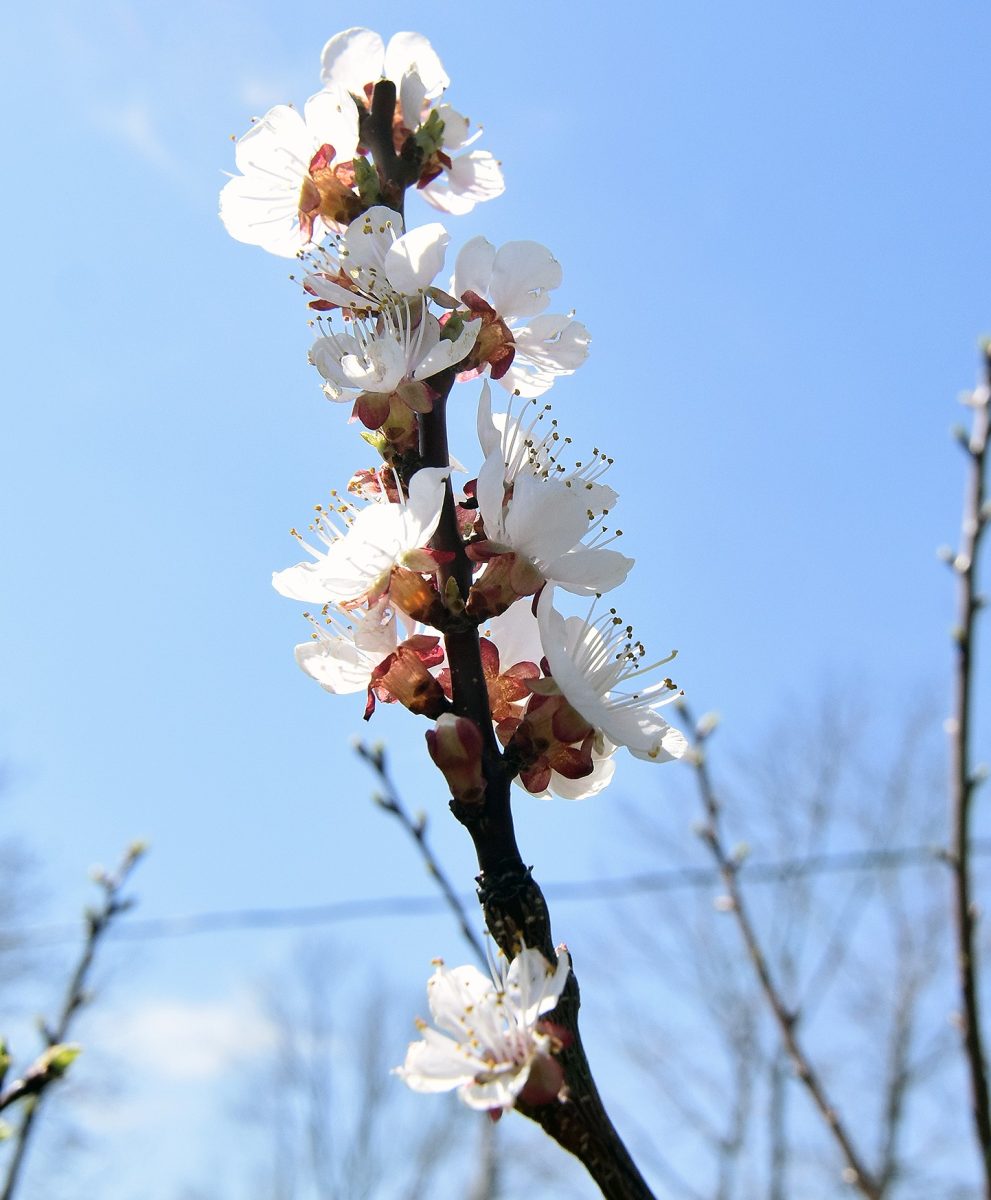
[
  {"x1": 475, "y1": 384, "x2": 632, "y2": 595},
  {"x1": 536, "y1": 586, "x2": 688, "y2": 763},
  {"x1": 419, "y1": 150, "x2": 505, "y2": 216},
  {"x1": 480, "y1": 602, "x2": 618, "y2": 801},
  {"x1": 293, "y1": 595, "x2": 401, "y2": 694},
  {"x1": 453, "y1": 237, "x2": 589, "y2": 397},
  {"x1": 320, "y1": 28, "x2": 503, "y2": 215},
  {"x1": 397, "y1": 945, "x2": 570, "y2": 1112},
  {"x1": 220, "y1": 89, "x2": 359, "y2": 258},
  {"x1": 272, "y1": 467, "x2": 450, "y2": 607},
  {"x1": 320, "y1": 28, "x2": 449, "y2": 109},
  {"x1": 304, "y1": 207, "x2": 450, "y2": 311},
  {"x1": 310, "y1": 307, "x2": 480, "y2": 401}
]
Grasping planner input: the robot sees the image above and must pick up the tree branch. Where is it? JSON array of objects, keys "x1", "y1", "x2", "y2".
[
  {"x1": 419, "y1": 379, "x2": 656, "y2": 1200},
  {"x1": 948, "y1": 343, "x2": 991, "y2": 1195},
  {"x1": 361, "y1": 106, "x2": 657, "y2": 1200},
  {"x1": 679, "y1": 704, "x2": 883, "y2": 1200},
  {"x1": 356, "y1": 740, "x2": 487, "y2": 966},
  {"x1": 0, "y1": 842, "x2": 146, "y2": 1200}
]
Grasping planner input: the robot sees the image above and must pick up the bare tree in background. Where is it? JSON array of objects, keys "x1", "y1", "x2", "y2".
[
  {"x1": 205, "y1": 940, "x2": 472, "y2": 1200},
  {"x1": 0, "y1": 843, "x2": 146, "y2": 1200},
  {"x1": 606, "y1": 700, "x2": 975, "y2": 1198}
]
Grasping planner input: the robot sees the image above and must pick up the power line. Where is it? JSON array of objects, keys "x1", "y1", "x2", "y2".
[{"x1": 3, "y1": 839, "x2": 988, "y2": 948}]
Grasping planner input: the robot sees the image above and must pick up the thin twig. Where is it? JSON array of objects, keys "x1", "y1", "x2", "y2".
[
  {"x1": 0, "y1": 842, "x2": 146, "y2": 1200},
  {"x1": 356, "y1": 740, "x2": 487, "y2": 966},
  {"x1": 947, "y1": 344, "x2": 991, "y2": 1195},
  {"x1": 680, "y1": 703, "x2": 882, "y2": 1200}
]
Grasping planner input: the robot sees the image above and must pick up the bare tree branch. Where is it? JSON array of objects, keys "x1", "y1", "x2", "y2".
[
  {"x1": 0, "y1": 841, "x2": 146, "y2": 1200},
  {"x1": 947, "y1": 343, "x2": 991, "y2": 1195},
  {"x1": 680, "y1": 703, "x2": 883, "y2": 1200},
  {"x1": 356, "y1": 740, "x2": 486, "y2": 966}
]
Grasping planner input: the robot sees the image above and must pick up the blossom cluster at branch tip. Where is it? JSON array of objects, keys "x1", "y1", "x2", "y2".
[
  {"x1": 396, "y1": 944, "x2": 572, "y2": 1114},
  {"x1": 225, "y1": 25, "x2": 686, "y2": 804},
  {"x1": 220, "y1": 28, "x2": 503, "y2": 259}
]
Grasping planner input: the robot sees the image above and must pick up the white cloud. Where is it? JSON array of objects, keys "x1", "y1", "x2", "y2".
[
  {"x1": 93, "y1": 101, "x2": 184, "y2": 181},
  {"x1": 88, "y1": 991, "x2": 278, "y2": 1083}
]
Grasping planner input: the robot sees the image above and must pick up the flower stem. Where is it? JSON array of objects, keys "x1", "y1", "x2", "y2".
[{"x1": 949, "y1": 345, "x2": 991, "y2": 1195}]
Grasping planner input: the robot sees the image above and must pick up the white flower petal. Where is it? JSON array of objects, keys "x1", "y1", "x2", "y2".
[
  {"x1": 399, "y1": 70, "x2": 429, "y2": 130},
  {"x1": 384, "y1": 223, "x2": 450, "y2": 294},
  {"x1": 504, "y1": 475, "x2": 589, "y2": 564},
  {"x1": 302, "y1": 87, "x2": 360, "y2": 160},
  {"x1": 543, "y1": 547, "x2": 634, "y2": 596},
  {"x1": 403, "y1": 466, "x2": 452, "y2": 546},
  {"x1": 452, "y1": 235, "x2": 497, "y2": 303},
  {"x1": 508, "y1": 946, "x2": 570, "y2": 1025},
  {"x1": 305, "y1": 274, "x2": 364, "y2": 309},
  {"x1": 411, "y1": 317, "x2": 481, "y2": 380},
  {"x1": 499, "y1": 313, "x2": 591, "y2": 396},
  {"x1": 475, "y1": 381, "x2": 502, "y2": 460},
  {"x1": 233, "y1": 104, "x2": 311, "y2": 176},
  {"x1": 427, "y1": 963, "x2": 493, "y2": 1035},
  {"x1": 341, "y1": 206, "x2": 404, "y2": 275},
  {"x1": 340, "y1": 336, "x2": 408, "y2": 393},
  {"x1": 295, "y1": 638, "x2": 376, "y2": 694},
  {"x1": 436, "y1": 103, "x2": 476, "y2": 152},
  {"x1": 309, "y1": 332, "x2": 362, "y2": 390},
  {"x1": 399, "y1": 1027, "x2": 478, "y2": 1093},
  {"x1": 550, "y1": 752, "x2": 617, "y2": 800},
  {"x1": 420, "y1": 150, "x2": 505, "y2": 215},
  {"x1": 385, "y1": 32, "x2": 449, "y2": 98},
  {"x1": 219, "y1": 174, "x2": 305, "y2": 258},
  {"x1": 513, "y1": 313, "x2": 591, "y2": 369},
  {"x1": 490, "y1": 242, "x2": 563, "y2": 320},
  {"x1": 479, "y1": 599, "x2": 542, "y2": 671},
  {"x1": 320, "y1": 28, "x2": 385, "y2": 94},
  {"x1": 537, "y1": 587, "x2": 687, "y2": 763},
  {"x1": 458, "y1": 1072, "x2": 529, "y2": 1111}
]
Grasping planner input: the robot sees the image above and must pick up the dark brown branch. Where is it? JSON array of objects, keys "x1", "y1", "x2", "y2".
[
  {"x1": 414, "y1": 355, "x2": 653, "y2": 1200},
  {"x1": 680, "y1": 704, "x2": 883, "y2": 1200},
  {"x1": 0, "y1": 843, "x2": 145, "y2": 1200},
  {"x1": 948, "y1": 344, "x2": 991, "y2": 1195},
  {"x1": 360, "y1": 80, "x2": 423, "y2": 219},
  {"x1": 361, "y1": 101, "x2": 657, "y2": 1198}
]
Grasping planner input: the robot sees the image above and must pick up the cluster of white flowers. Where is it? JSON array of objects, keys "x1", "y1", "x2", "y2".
[
  {"x1": 221, "y1": 29, "x2": 504, "y2": 258},
  {"x1": 222, "y1": 25, "x2": 686, "y2": 1118}
]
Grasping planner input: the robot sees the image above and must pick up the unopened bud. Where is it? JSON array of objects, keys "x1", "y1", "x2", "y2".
[
  {"x1": 696, "y1": 711, "x2": 720, "y2": 738},
  {"x1": 426, "y1": 715, "x2": 486, "y2": 805}
]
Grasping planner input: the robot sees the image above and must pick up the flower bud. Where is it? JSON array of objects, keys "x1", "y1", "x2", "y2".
[{"x1": 426, "y1": 714, "x2": 486, "y2": 804}]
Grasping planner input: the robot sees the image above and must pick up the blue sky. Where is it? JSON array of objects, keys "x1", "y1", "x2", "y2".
[{"x1": 1, "y1": 1, "x2": 989, "y2": 1195}]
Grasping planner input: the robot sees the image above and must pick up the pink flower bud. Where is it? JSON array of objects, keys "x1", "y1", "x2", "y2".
[{"x1": 425, "y1": 714, "x2": 485, "y2": 804}]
